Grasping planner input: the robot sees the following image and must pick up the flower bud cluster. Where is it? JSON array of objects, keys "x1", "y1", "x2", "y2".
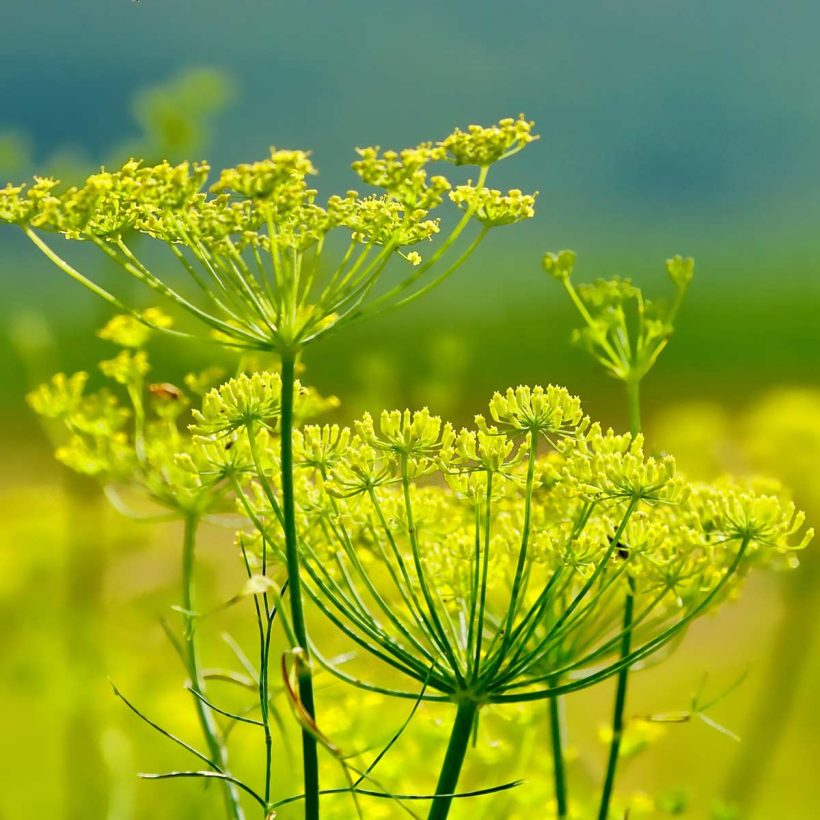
[
  {"x1": 450, "y1": 186, "x2": 537, "y2": 226},
  {"x1": 279, "y1": 385, "x2": 810, "y2": 698},
  {"x1": 483, "y1": 385, "x2": 584, "y2": 439},
  {"x1": 3, "y1": 117, "x2": 539, "y2": 355},
  {"x1": 545, "y1": 251, "x2": 696, "y2": 384},
  {"x1": 191, "y1": 371, "x2": 338, "y2": 437},
  {"x1": 326, "y1": 192, "x2": 440, "y2": 247},
  {"x1": 441, "y1": 115, "x2": 538, "y2": 166}
]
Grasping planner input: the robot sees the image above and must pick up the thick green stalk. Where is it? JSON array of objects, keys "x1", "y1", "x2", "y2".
[
  {"x1": 548, "y1": 680, "x2": 568, "y2": 819},
  {"x1": 428, "y1": 700, "x2": 479, "y2": 820},
  {"x1": 182, "y1": 514, "x2": 244, "y2": 820},
  {"x1": 280, "y1": 351, "x2": 320, "y2": 820}
]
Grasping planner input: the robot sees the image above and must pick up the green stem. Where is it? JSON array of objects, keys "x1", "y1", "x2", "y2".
[
  {"x1": 182, "y1": 513, "x2": 245, "y2": 820},
  {"x1": 280, "y1": 350, "x2": 320, "y2": 820},
  {"x1": 597, "y1": 375, "x2": 641, "y2": 820},
  {"x1": 428, "y1": 700, "x2": 479, "y2": 820},
  {"x1": 597, "y1": 578, "x2": 635, "y2": 820},
  {"x1": 626, "y1": 377, "x2": 641, "y2": 438},
  {"x1": 548, "y1": 681, "x2": 568, "y2": 819}
]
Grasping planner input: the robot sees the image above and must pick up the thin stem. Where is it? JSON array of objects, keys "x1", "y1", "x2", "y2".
[
  {"x1": 181, "y1": 514, "x2": 245, "y2": 820},
  {"x1": 491, "y1": 535, "x2": 751, "y2": 702},
  {"x1": 400, "y1": 458, "x2": 465, "y2": 684},
  {"x1": 597, "y1": 579, "x2": 635, "y2": 820},
  {"x1": 596, "y1": 375, "x2": 641, "y2": 818},
  {"x1": 428, "y1": 700, "x2": 479, "y2": 820},
  {"x1": 548, "y1": 679, "x2": 568, "y2": 819},
  {"x1": 626, "y1": 377, "x2": 641, "y2": 438},
  {"x1": 280, "y1": 350, "x2": 320, "y2": 819}
]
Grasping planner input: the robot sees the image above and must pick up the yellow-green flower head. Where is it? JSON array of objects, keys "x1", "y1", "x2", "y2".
[
  {"x1": 27, "y1": 372, "x2": 89, "y2": 419},
  {"x1": 666, "y1": 254, "x2": 695, "y2": 289},
  {"x1": 440, "y1": 114, "x2": 538, "y2": 167},
  {"x1": 74, "y1": 393, "x2": 132, "y2": 438},
  {"x1": 138, "y1": 441, "x2": 217, "y2": 511},
  {"x1": 13, "y1": 160, "x2": 210, "y2": 239},
  {"x1": 210, "y1": 148, "x2": 316, "y2": 202},
  {"x1": 99, "y1": 350, "x2": 150, "y2": 387},
  {"x1": 288, "y1": 384, "x2": 811, "y2": 703},
  {"x1": 97, "y1": 308, "x2": 173, "y2": 348},
  {"x1": 191, "y1": 371, "x2": 338, "y2": 437},
  {"x1": 351, "y1": 143, "x2": 450, "y2": 210},
  {"x1": 443, "y1": 427, "x2": 522, "y2": 475},
  {"x1": 694, "y1": 481, "x2": 813, "y2": 552},
  {"x1": 482, "y1": 385, "x2": 584, "y2": 439},
  {"x1": 355, "y1": 408, "x2": 454, "y2": 461},
  {"x1": 175, "y1": 431, "x2": 256, "y2": 485},
  {"x1": 192, "y1": 371, "x2": 285, "y2": 436},
  {"x1": 444, "y1": 468, "x2": 513, "y2": 506},
  {"x1": 266, "y1": 196, "x2": 332, "y2": 251},
  {"x1": 325, "y1": 437, "x2": 396, "y2": 498},
  {"x1": 327, "y1": 192, "x2": 440, "y2": 246},
  {"x1": 542, "y1": 249, "x2": 577, "y2": 281},
  {"x1": 28, "y1": 373, "x2": 131, "y2": 437},
  {"x1": 55, "y1": 432, "x2": 135, "y2": 479},
  {"x1": 0, "y1": 182, "x2": 30, "y2": 224},
  {"x1": 562, "y1": 423, "x2": 685, "y2": 505},
  {"x1": 619, "y1": 511, "x2": 678, "y2": 572},
  {"x1": 449, "y1": 186, "x2": 538, "y2": 227},
  {"x1": 578, "y1": 277, "x2": 639, "y2": 309},
  {"x1": 294, "y1": 424, "x2": 352, "y2": 473},
  {"x1": 122, "y1": 159, "x2": 210, "y2": 209},
  {"x1": 135, "y1": 193, "x2": 259, "y2": 248},
  {"x1": 532, "y1": 516, "x2": 613, "y2": 576}
]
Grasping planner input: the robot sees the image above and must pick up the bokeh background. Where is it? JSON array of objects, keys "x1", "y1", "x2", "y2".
[{"x1": 1, "y1": 1, "x2": 819, "y2": 818}]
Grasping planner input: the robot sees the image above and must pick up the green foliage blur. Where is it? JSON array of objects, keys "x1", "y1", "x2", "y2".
[{"x1": 2, "y1": 6, "x2": 820, "y2": 815}]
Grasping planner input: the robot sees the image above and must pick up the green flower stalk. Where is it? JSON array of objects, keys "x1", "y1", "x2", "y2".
[
  {"x1": 544, "y1": 249, "x2": 692, "y2": 816},
  {"x1": 3, "y1": 114, "x2": 538, "y2": 818},
  {"x1": 228, "y1": 384, "x2": 809, "y2": 819},
  {"x1": 543, "y1": 250, "x2": 693, "y2": 435}
]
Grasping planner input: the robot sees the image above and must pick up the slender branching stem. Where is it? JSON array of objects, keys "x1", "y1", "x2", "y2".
[
  {"x1": 181, "y1": 513, "x2": 245, "y2": 820},
  {"x1": 280, "y1": 350, "x2": 321, "y2": 819},
  {"x1": 598, "y1": 375, "x2": 641, "y2": 819}
]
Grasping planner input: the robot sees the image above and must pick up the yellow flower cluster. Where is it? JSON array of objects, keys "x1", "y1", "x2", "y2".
[
  {"x1": 441, "y1": 114, "x2": 538, "y2": 166},
  {"x1": 450, "y1": 186, "x2": 537, "y2": 226},
  {"x1": 544, "y1": 250, "x2": 696, "y2": 385},
  {"x1": 210, "y1": 148, "x2": 316, "y2": 202},
  {"x1": 2, "y1": 117, "x2": 539, "y2": 355},
  {"x1": 97, "y1": 307, "x2": 173, "y2": 348},
  {"x1": 191, "y1": 371, "x2": 338, "y2": 437},
  {"x1": 326, "y1": 192, "x2": 440, "y2": 247},
  {"x1": 352, "y1": 143, "x2": 450, "y2": 210},
  {"x1": 240, "y1": 385, "x2": 811, "y2": 703}
]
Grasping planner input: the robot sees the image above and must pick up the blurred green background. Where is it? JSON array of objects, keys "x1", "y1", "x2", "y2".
[{"x1": 1, "y1": 2, "x2": 819, "y2": 818}]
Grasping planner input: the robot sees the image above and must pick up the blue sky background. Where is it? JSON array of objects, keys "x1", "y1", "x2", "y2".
[{"x1": 1, "y1": 0, "x2": 818, "y2": 412}]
